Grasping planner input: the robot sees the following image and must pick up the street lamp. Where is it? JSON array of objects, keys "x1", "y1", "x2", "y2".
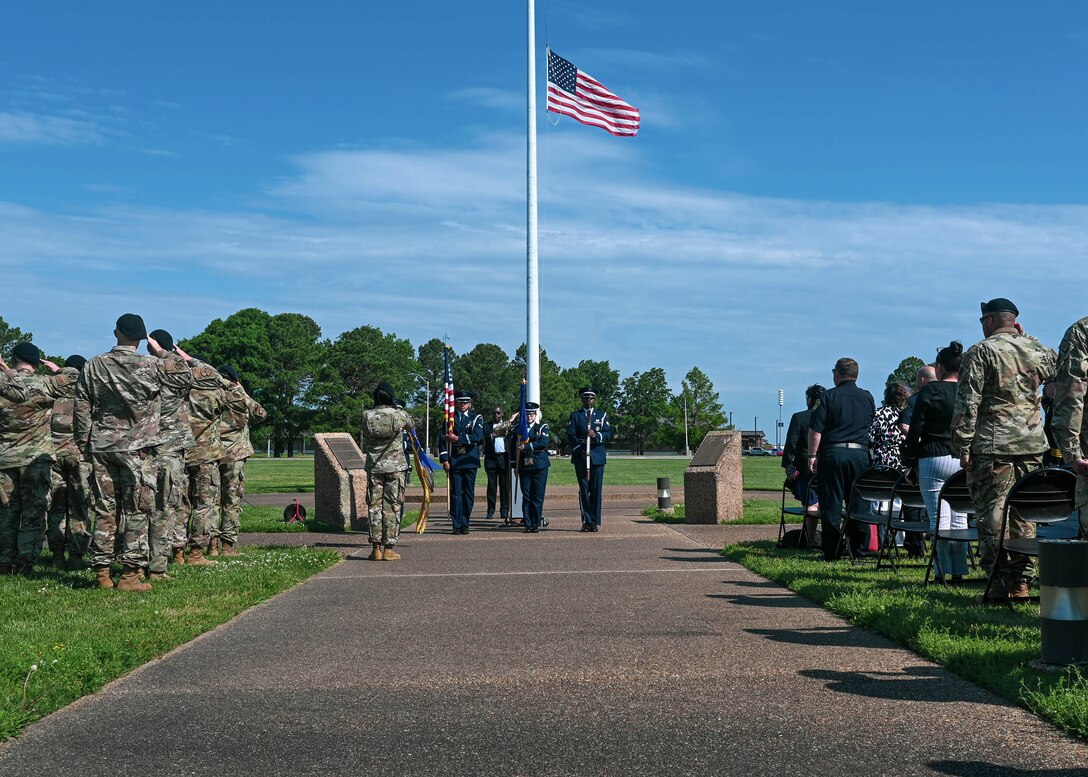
[
  {"x1": 777, "y1": 389, "x2": 784, "y2": 448},
  {"x1": 409, "y1": 372, "x2": 430, "y2": 453},
  {"x1": 683, "y1": 393, "x2": 690, "y2": 457}
]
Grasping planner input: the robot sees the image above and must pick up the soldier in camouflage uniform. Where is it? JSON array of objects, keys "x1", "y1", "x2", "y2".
[
  {"x1": 1051, "y1": 315, "x2": 1088, "y2": 535},
  {"x1": 0, "y1": 344, "x2": 70, "y2": 575},
  {"x1": 46, "y1": 354, "x2": 93, "y2": 570},
  {"x1": 360, "y1": 381, "x2": 414, "y2": 561},
  {"x1": 74, "y1": 314, "x2": 162, "y2": 592},
  {"x1": 951, "y1": 298, "x2": 1057, "y2": 600},
  {"x1": 179, "y1": 349, "x2": 227, "y2": 564},
  {"x1": 215, "y1": 364, "x2": 266, "y2": 557},
  {"x1": 145, "y1": 330, "x2": 194, "y2": 579}
]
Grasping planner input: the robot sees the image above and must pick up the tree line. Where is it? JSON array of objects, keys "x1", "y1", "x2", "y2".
[{"x1": 1, "y1": 310, "x2": 729, "y2": 457}]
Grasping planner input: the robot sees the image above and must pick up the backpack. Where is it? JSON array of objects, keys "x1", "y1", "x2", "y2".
[{"x1": 363, "y1": 408, "x2": 399, "y2": 440}]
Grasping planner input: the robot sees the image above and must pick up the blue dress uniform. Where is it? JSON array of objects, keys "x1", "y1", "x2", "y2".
[
  {"x1": 566, "y1": 387, "x2": 612, "y2": 532},
  {"x1": 439, "y1": 391, "x2": 484, "y2": 534},
  {"x1": 516, "y1": 404, "x2": 550, "y2": 532}
]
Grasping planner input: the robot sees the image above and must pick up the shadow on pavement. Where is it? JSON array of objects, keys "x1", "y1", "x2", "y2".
[
  {"x1": 745, "y1": 626, "x2": 893, "y2": 646},
  {"x1": 928, "y1": 762, "x2": 1088, "y2": 777},
  {"x1": 799, "y1": 666, "x2": 1001, "y2": 704},
  {"x1": 707, "y1": 592, "x2": 808, "y2": 608}
]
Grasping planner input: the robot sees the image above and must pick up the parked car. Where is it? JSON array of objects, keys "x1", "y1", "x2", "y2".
[{"x1": 744, "y1": 448, "x2": 774, "y2": 457}]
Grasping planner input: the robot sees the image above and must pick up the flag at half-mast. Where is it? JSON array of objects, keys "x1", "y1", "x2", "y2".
[
  {"x1": 443, "y1": 346, "x2": 456, "y2": 438},
  {"x1": 546, "y1": 49, "x2": 640, "y2": 137}
]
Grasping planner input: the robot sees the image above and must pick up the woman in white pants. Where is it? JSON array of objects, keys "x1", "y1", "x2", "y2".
[{"x1": 903, "y1": 342, "x2": 969, "y2": 583}]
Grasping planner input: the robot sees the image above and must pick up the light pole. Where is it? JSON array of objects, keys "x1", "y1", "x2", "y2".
[
  {"x1": 777, "y1": 389, "x2": 784, "y2": 448},
  {"x1": 754, "y1": 416, "x2": 758, "y2": 448},
  {"x1": 409, "y1": 372, "x2": 430, "y2": 454},
  {"x1": 683, "y1": 393, "x2": 690, "y2": 457}
]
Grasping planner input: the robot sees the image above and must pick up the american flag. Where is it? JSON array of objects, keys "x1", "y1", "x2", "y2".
[
  {"x1": 443, "y1": 346, "x2": 455, "y2": 439},
  {"x1": 546, "y1": 50, "x2": 640, "y2": 137}
]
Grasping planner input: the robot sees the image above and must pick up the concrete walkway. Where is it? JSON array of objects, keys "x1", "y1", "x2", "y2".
[{"x1": 2, "y1": 502, "x2": 1086, "y2": 775}]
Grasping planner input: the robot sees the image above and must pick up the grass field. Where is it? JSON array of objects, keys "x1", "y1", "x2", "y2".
[
  {"x1": 643, "y1": 499, "x2": 792, "y2": 525},
  {"x1": 0, "y1": 547, "x2": 340, "y2": 741},
  {"x1": 245, "y1": 455, "x2": 787, "y2": 494},
  {"x1": 722, "y1": 542, "x2": 1088, "y2": 740}
]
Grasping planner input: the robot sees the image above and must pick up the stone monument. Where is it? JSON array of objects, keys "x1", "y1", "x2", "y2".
[
  {"x1": 313, "y1": 433, "x2": 369, "y2": 531},
  {"x1": 683, "y1": 430, "x2": 743, "y2": 524}
]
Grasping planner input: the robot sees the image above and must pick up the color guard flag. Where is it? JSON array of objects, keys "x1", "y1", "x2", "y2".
[
  {"x1": 546, "y1": 49, "x2": 640, "y2": 137},
  {"x1": 443, "y1": 346, "x2": 455, "y2": 439}
]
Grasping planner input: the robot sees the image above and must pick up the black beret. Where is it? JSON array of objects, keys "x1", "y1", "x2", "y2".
[
  {"x1": 219, "y1": 365, "x2": 239, "y2": 382},
  {"x1": 116, "y1": 313, "x2": 147, "y2": 340},
  {"x1": 65, "y1": 354, "x2": 87, "y2": 371},
  {"x1": 12, "y1": 342, "x2": 41, "y2": 367},
  {"x1": 373, "y1": 381, "x2": 396, "y2": 405},
  {"x1": 148, "y1": 329, "x2": 174, "y2": 352},
  {"x1": 455, "y1": 389, "x2": 475, "y2": 401},
  {"x1": 981, "y1": 298, "x2": 1019, "y2": 316},
  {"x1": 578, "y1": 386, "x2": 597, "y2": 398}
]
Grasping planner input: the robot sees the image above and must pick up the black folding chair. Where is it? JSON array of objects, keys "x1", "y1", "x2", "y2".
[
  {"x1": 877, "y1": 475, "x2": 930, "y2": 571},
  {"x1": 835, "y1": 465, "x2": 901, "y2": 563},
  {"x1": 778, "y1": 477, "x2": 805, "y2": 546},
  {"x1": 923, "y1": 468, "x2": 979, "y2": 587},
  {"x1": 982, "y1": 467, "x2": 1079, "y2": 604}
]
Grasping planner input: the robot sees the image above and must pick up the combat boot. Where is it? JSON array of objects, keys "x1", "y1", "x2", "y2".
[
  {"x1": 95, "y1": 566, "x2": 115, "y2": 589},
  {"x1": 368, "y1": 543, "x2": 384, "y2": 561},
  {"x1": 50, "y1": 546, "x2": 66, "y2": 569},
  {"x1": 0, "y1": 564, "x2": 11, "y2": 576},
  {"x1": 220, "y1": 541, "x2": 240, "y2": 557},
  {"x1": 187, "y1": 548, "x2": 218, "y2": 566},
  {"x1": 116, "y1": 566, "x2": 152, "y2": 592},
  {"x1": 382, "y1": 546, "x2": 400, "y2": 561},
  {"x1": 66, "y1": 553, "x2": 88, "y2": 571},
  {"x1": 1009, "y1": 580, "x2": 1031, "y2": 600},
  {"x1": 171, "y1": 548, "x2": 186, "y2": 565},
  {"x1": 147, "y1": 571, "x2": 173, "y2": 581},
  {"x1": 208, "y1": 537, "x2": 220, "y2": 557}
]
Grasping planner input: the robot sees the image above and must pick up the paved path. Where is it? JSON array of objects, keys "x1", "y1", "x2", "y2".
[{"x1": 2, "y1": 503, "x2": 1086, "y2": 775}]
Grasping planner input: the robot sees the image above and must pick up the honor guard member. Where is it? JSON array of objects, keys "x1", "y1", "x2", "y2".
[
  {"x1": 952, "y1": 298, "x2": 1057, "y2": 601},
  {"x1": 1052, "y1": 315, "x2": 1088, "y2": 537},
  {"x1": 46, "y1": 354, "x2": 93, "y2": 570},
  {"x1": 217, "y1": 364, "x2": 266, "y2": 557},
  {"x1": 440, "y1": 388, "x2": 484, "y2": 534},
  {"x1": 517, "y1": 402, "x2": 550, "y2": 532},
  {"x1": 145, "y1": 330, "x2": 194, "y2": 579},
  {"x1": 0, "y1": 343, "x2": 68, "y2": 575},
  {"x1": 361, "y1": 382, "x2": 414, "y2": 560},
  {"x1": 807, "y1": 358, "x2": 876, "y2": 560},
  {"x1": 74, "y1": 315, "x2": 162, "y2": 591},
  {"x1": 178, "y1": 349, "x2": 228, "y2": 565},
  {"x1": 567, "y1": 387, "x2": 612, "y2": 532},
  {"x1": 484, "y1": 405, "x2": 513, "y2": 524}
]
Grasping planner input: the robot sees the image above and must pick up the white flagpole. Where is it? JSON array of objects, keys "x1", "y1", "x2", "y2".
[{"x1": 526, "y1": 0, "x2": 541, "y2": 405}]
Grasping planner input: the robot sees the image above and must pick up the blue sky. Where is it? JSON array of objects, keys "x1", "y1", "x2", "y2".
[{"x1": 2, "y1": 2, "x2": 1087, "y2": 441}]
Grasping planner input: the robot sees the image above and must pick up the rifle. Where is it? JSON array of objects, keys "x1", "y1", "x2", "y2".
[{"x1": 584, "y1": 407, "x2": 593, "y2": 481}]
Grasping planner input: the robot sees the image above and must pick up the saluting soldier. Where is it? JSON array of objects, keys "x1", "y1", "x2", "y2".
[
  {"x1": 516, "y1": 402, "x2": 550, "y2": 533},
  {"x1": 951, "y1": 298, "x2": 1057, "y2": 601},
  {"x1": 567, "y1": 387, "x2": 612, "y2": 532},
  {"x1": 178, "y1": 349, "x2": 227, "y2": 565},
  {"x1": 361, "y1": 382, "x2": 414, "y2": 560},
  {"x1": 46, "y1": 354, "x2": 93, "y2": 570},
  {"x1": 440, "y1": 389, "x2": 484, "y2": 535},
  {"x1": 74, "y1": 315, "x2": 162, "y2": 591},
  {"x1": 145, "y1": 330, "x2": 194, "y2": 580},
  {"x1": 0, "y1": 343, "x2": 69, "y2": 575},
  {"x1": 1049, "y1": 315, "x2": 1088, "y2": 538},
  {"x1": 216, "y1": 364, "x2": 266, "y2": 557}
]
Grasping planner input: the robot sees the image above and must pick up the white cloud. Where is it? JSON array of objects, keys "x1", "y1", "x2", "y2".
[{"x1": 0, "y1": 110, "x2": 106, "y2": 146}]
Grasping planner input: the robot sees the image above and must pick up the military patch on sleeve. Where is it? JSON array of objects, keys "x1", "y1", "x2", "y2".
[{"x1": 164, "y1": 355, "x2": 190, "y2": 373}]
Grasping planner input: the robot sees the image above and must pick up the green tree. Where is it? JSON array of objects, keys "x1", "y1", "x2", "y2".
[
  {"x1": 887, "y1": 356, "x2": 928, "y2": 389},
  {"x1": 416, "y1": 338, "x2": 453, "y2": 454},
  {"x1": 618, "y1": 368, "x2": 674, "y2": 455},
  {"x1": 455, "y1": 343, "x2": 520, "y2": 417},
  {"x1": 561, "y1": 359, "x2": 620, "y2": 415},
  {"x1": 0, "y1": 316, "x2": 32, "y2": 362},
  {"x1": 672, "y1": 366, "x2": 727, "y2": 453}
]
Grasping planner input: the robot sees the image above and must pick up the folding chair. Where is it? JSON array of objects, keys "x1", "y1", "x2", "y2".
[
  {"x1": 877, "y1": 475, "x2": 930, "y2": 571},
  {"x1": 778, "y1": 477, "x2": 805, "y2": 546},
  {"x1": 982, "y1": 467, "x2": 1079, "y2": 604},
  {"x1": 835, "y1": 465, "x2": 901, "y2": 563},
  {"x1": 923, "y1": 468, "x2": 978, "y2": 586}
]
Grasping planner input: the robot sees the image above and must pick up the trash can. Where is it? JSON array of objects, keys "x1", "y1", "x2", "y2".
[
  {"x1": 1039, "y1": 540, "x2": 1088, "y2": 666},
  {"x1": 656, "y1": 477, "x2": 673, "y2": 515}
]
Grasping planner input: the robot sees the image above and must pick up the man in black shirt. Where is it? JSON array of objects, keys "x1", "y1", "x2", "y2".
[
  {"x1": 782, "y1": 384, "x2": 824, "y2": 546},
  {"x1": 807, "y1": 358, "x2": 876, "y2": 560}
]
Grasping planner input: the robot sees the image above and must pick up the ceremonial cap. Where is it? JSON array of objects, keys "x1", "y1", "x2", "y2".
[
  {"x1": 116, "y1": 313, "x2": 147, "y2": 340},
  {"x1": 393, "y1": 398, "x2": 406, "y2": 409},
  {"x1": 525, "y1": 401, "x2": 540, "y2": 410},
  {"x1": 455, "y1": 389, "x2": 475, "y2": 401},
  {"x1": 219, "y1": 365, "x2": 239, "y2": 382},
  {"x1": 149, "y1": 329, "x2": 174, "y2": 352},
  {"x1": 12, "y1": 342, "x2": 40, "y2": 366},
  {"x1": 981, "y1": 298, "x2": 1019, "y2": 316},
  {"x1": 578, "y1": 386, "x2": 596, "y2": 398},
  {"x1": 65, "y1": 355, "x2": 87, "y2": 371}
]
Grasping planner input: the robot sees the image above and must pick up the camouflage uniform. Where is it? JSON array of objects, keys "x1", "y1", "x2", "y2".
[
  {"x1": 217, "y1": 384, "x2": 266, "y2": 545},
  {"x1": 951, "y1": 330, "x2": 1057, "y2": 587},
  {"x1": 149, "y1": 354, "x2": 194, "y2": 573},
  {"x1": 1051, "y1": 316, "x2": 1088, "y2": 534},
  {"x1": 74, "y1": 346, "x2": 161, "y2": 570},
  {"x1": 361, "y1": 404, "x2": 414, "y2": 547},
  {"x1": 47, "y1": 366, "x2": 93, "y2": 560},
  {"x1": 184, "y1": 363, "x2": 227, "y2": 551},
  {"x1": 0, "y1": 370, "x2": 69, "y2": 570}
]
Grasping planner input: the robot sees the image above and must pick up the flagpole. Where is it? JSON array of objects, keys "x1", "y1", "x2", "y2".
[{"x1": 526, "y1": 0, "x2": 541, "y2": 405}]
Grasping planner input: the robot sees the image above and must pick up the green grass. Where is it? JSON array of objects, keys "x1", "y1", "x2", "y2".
[
  {"x1": 721, "y1": 541, "x2": 1088, "y2": 740},
  {"x1": 240, "y1": 505, "x2": 419, "y2": 533},
  {"x1": 245, "y1": 455, "x2": 789, "y2": 494},
  {"x1": 0, "y1": 546, "x2": 340, "y2": 741},
  {"x1": 642, "y1": 498, "x2": 798, "y2": 525}
]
